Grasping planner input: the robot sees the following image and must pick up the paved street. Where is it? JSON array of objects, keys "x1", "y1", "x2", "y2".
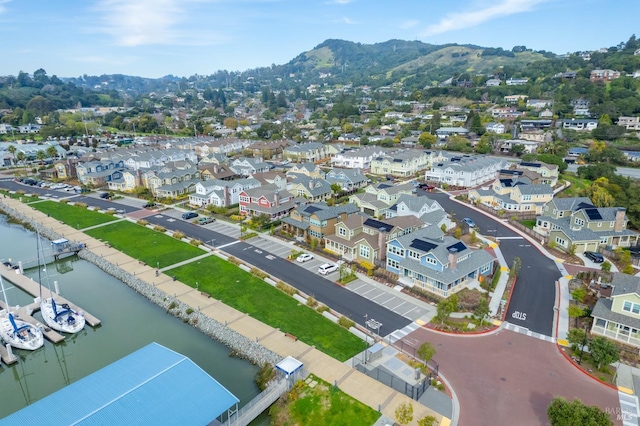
[
  {"x1": 425, "y1": 190, "x2": 561, "y2": 337},
  {"x1": 398, "y1": 326, "x2": 621, "y2": 426}
]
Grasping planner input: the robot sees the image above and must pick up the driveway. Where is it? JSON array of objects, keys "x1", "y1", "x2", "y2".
[{"x1": 398, "y1": 327, "x2": 621, "y2": 426}]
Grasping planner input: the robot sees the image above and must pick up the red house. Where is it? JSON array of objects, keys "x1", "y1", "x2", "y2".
[{"x1": 238, "y1": 184, "x2": 306, "y2": 219}]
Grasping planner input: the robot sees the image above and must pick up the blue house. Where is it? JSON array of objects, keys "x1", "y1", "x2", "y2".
[{"x1": 386, "y1": 226, "x2": 496, "y2": 298}]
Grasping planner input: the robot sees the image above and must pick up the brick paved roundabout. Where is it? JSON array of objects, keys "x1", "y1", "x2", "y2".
[{"x1": 399, "y1": 327, "x2": 621, "y2": 426}]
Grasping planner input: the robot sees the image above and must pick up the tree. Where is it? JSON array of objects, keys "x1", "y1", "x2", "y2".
[
  {"x1": 395, "y1": 402, "x2": 414, "y2": 425},
  {"x1": 16, "y1": 151, "x2": 26, "y2": 165},
  {"x1": 417, "y1": 342, "x2": 436, "y2": 363},
  {"x1": 223, "y1": 117, "x2": 238, "y2": 130},
  {"x1": 510, "y1": 143, "x2": 526, "y2": 156},
  {"x1": 7, "y1": 145, "x2": 16, "y2": 165},
  {"x1": 567, "y1": 305, "x2": 586, "y2": 328},
  {"x1": 474, "y1": 297, "x2": 490, "y2": 325},
  {"x1": 570, "y1": 287, "x2": 586, "y2": 303},
  {"x1": 36, "y1": 150, "x2": 46, "y2": 161},
  {"x1": 474, "y1": 138, "x2": 492, "y2": 154},
  {"x1": 417, "y1": 416, "x2": 437, "y2": 426},
  {"x1": 589, "y1": 336, "x2": 620, "y2": 370},
  {"x1": 418, "y1": 132, "x2": 437, "y2": 147},
  {"x1": 330, "y1": 183, "x2": 343, "y2": 195},
  {"x1": 600, "y1": 261, "x2": 612, "y2": 272},
  {"x1": 46, "y1": 145, "x2": 58, "y2": 160},
  {"x1": 436, "y1": 295, "x2": 458, "y2": 324},
  {"x1": 547, "y1": 397, "x2": 612, "y2": 426},
  {"x1": 566, "y1": 328, "x2": 587, "y2": 352}
]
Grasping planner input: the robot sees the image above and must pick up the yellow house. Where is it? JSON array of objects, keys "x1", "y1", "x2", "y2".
[
  {"x1": 468, "y1": 178, "x2": 553, "y2": 214},
  {"x1": 592, "y1": 273, "x2": 640, "y2": 347}
]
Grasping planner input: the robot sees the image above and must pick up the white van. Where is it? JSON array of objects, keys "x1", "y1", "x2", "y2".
[{"x1": 318, "y1": 263, "x2": 338, "y2": 275}]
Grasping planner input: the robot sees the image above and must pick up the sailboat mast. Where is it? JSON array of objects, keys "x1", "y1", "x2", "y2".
[
  {"x1": 36, "y1": 226, "x2": 43, "y2": 300},
  {"x1": 0, "y1": 275, "x2": 9, "y2": 309}
]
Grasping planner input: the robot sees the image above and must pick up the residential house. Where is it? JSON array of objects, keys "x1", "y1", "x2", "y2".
[
  {"x1": 434, "y1": 127, "x2": 469, "y2": 138},
  {"x1": 590, "y1": 69, "x2": 621, "y2": 82},
  {"x1": 349, "y1": 182, "x2": 415, "y2": 217},
  {"x1": 247, "y1": 139, "x2": 294, "y2": 159},
  {"x1": 76, "y1": 159, "x2": 125, "y2": 187},
  {"x1": 281, "y1": 202, "x2": 360, "y2": 240},
  {"x1": 425, "y1": 155, "x2": 507, "y2": 188},
  {"x1": 506, "y1": 78, "x2": 529, "y2": 86},
  {"x1": 499, "y1": 139, "x2": 540, "y2": 154},
  {"x1": 142, "y1": 165, "x2": 200, "y2": 198},
  {"x1": 591, "y1": 273, "x2": 640, "y2": 348},
  {"x1": 189, "y1": 177, "x2": 261, "y2": 207},
  {"x1": 230, "y1": 157, "x2": 270, "y2": 176},
  {"x1": 561, "y1": 119, "x2": 598, "y2": 131},
  {"x1": 283, "y1": 142, "x2": 330, "y2": 163},
  {"x1": 0, "y1": 124, "x2": 15, "y2": 134},
  {"x1": 618, "y1": 117, "x2": 640, "y2": 131},
  {"x1": 485, "y1": 78, "x2": 501, "y2": 87},
  {"x1": 285, "y1": 162, "x2": 325, "y2": 179},
  {"x1": 516, "y1": 161, "x2": 559, "y2": 185},
  {"x1": 251, "y1": 171, "x2": 287, "y2": 191},
  {"x1": 485, "y1": 122, "x2": 506, "y2": 134},
  {"x1": 325, "y1": 168, "x2": 368, "y2": 192},
  {"x1": 491, "y1": 107, "x2": 523, "y2": 119},
  {"x1": 520, "y1": 120, "x2": 552, "y2": 132},
  {"x1": 504, "y1": 95, "x2": 528, "y2": 104},
  {"x1": 386, "y1": 194, "x2": 453, "y2": 230},
  {"x1": 18, "y1": 123, "x2": 41, "y2": 133},
  {"x1": 370, "y1": 149, "x2": 433, "y2": 177},
  {"x1": 468, "y1": 177, "x2": 553, "y2": 214},
  {"x1": 568, "y1": 147, "x2": 589, "y2": 157},
  {"x1": 385, "y1": 226, "x2": 496, "y2": 298},
  {"x1": 526, "y1": 99, "x2": 553, "y2": 109},
  {"x1": 198, "y1": 163, "x2": 238, "y2": 181},
  {"x1": 324, "y1": 215, "x2": 424, "y2": 264},
  {"x1": 287, "y1": 174, "x2": 332, "y2": 202},
  {"x1": 238, "y1": 184, "x2": 303, "y2": 219},
  {"x1": 199, "y1": 153, "x2": 230, "y2": 166},
  {"x1": 535, "y1": 198, "x2": 640, "y2": 252}
]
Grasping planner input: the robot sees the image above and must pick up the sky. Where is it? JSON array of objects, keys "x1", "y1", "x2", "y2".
[{"x1": 0, "y1": 0, "x2": 638, "y2": 79}]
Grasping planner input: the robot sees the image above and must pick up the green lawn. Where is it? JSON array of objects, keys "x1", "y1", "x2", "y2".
[
  {"x1": 270, "y1": 374, "x2": 380, "y2": 425},
  {"x1": 519, "y1": 219, "x2": 536, "y2": 229},
  {"x1": 0, "y1": 190, "x2": 41, "y2": 203},
  {"x1": 85, "y1": 221, "x2": 204, "y2": 268},
  {"x1": 31, "y1": 200, "x2": 120, "y2": 229},
  {"x1": 168, "y1": 259, "x2": 365, "y2": 361},
  {"x1": 559, "y1": 173, "x2": 591, "y2": 198}
]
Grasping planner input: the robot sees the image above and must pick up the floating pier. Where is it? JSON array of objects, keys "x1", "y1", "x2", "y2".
[{"x1": 0, "y1": 263, "x2": 101, "y2": 365}]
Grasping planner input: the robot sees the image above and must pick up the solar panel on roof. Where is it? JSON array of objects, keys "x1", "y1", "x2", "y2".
[
  {"x1": 585, "y1": 208, "x2": 603, "y2": 220},
  {"x1": 364, "y1": 218, "x2": 394, "y2": 232},
  {"x1": 378, "y1": 184, "x2": 391, "y2": 189},
  {"x1": 577, "y1": 202, "x2": 595, "y2": 210},
  {"x1": 520, "y1": 162, "x2": 540, "y2": 168},
  {"x1": 447, "y1": 242, "x2": 466, "y2": 253},
  {"x1": 409, "y1": 239, "x2": 437, "y2": 252},
  {"x1": 304, "y1": 205, "x2": 321, "y2": 214}
]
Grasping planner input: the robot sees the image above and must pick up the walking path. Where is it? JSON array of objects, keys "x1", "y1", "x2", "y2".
[{"x1": 0, "y1": 196, "x2": 448, "y2": 426}]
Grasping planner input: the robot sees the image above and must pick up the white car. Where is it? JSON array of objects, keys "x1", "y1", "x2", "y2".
[
  {"x1": 296, "y1": 253, "x2": 314, "y2": 263},
  {"x1": 318, "y1": 263, "x2": 339, "y2": 275}
]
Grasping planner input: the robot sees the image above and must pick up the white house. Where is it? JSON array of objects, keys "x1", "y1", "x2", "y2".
[
  {"x1": 330, "y1": 147, "x2": 386, "y2": 169},
  {"x1": 188, "y1": 177, "x2": 261, "y2": 207},
  {"x1": 425, "y1": 155, "x2": 507, "y2": 188},
  {"x1": 485, "y1": 122, "x2": 506, "y2": 134}
]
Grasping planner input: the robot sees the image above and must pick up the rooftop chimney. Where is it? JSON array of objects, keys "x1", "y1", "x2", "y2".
[
  {"x1": 378, "y1": 227, "x2": 387, "y2": 262},
  {"x1": 274, "y1": 191, "x2": 280, "y2": 207},
  {"x1": 448, "y1": 248, "x2": 458, "y2": 269},
  {"x1": 614, "y1": 208, "x2": 626, "y2": 232}
]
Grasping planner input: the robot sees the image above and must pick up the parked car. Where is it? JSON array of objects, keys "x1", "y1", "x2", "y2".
[
  {"x1": 182, "y1": 212, "x2": 198, "y2": 220},
  {"x1": 99, "y1": 192, "x2": 111, "y2": 199},
  {"x1": 584, "y1": 251, "x2": 604, "y2": 263},
  {"x1": 296, "y1": 253, "x2": 314, "y2": 263},
  {"x1": 198, "y1": 217, "x2": 216, "y2": 225},
  {"x1": 144, "y1": 201, "x2": 157, "y2": 208},
  {"x1": 462, "y1": 217, "x2": 476, "y2": 228},
  {"x1": 318, "y1": 263, "x2": 339, "y2": 275}
]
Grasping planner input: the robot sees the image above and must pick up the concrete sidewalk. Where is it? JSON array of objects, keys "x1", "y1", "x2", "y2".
[{"x1": 0, "y1": 196, "x2": 450, "y2": 426}]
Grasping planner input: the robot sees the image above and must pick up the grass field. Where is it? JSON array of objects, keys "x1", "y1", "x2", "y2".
[
  {"x1": 31, "y1": 200, "x2": 120, "y2": 229},
  {"x1": 269, "y1": 374, "x2": 380, "y2": 425},
  {"x1": 85, "y1": 221, "x2": 204, "y2": 268},
  {"x1": 168, "y1": 259, "x2": 365, "y2": 361},
  {"x1": 0, "y1": 190, "x2": 41, "y2": 203},
  {"x1": 558, "y1": 173, "x2": 591, "y2": 197}
]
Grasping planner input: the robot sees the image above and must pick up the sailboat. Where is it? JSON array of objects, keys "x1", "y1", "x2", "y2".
[
  {"x1": 37, "y1": 229, "x2": 85, "y2": 334},
  {"x1": 0, "y1": 275, "x2": 44, "y2": 351}
]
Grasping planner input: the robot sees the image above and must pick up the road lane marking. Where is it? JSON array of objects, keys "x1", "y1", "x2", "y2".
[
  {"x1": 217, "y1": 241, "x2": 240, "y2": 249},
  {"x1": 495, "y1": 237, "x2": 524, "y2": 240}
]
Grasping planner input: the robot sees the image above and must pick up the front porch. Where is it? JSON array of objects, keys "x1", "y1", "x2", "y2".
[{"x1": 591, "y1": 320, "x2": 640, "y2": 348}]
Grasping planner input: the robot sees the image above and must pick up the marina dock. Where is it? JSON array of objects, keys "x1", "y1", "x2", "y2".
[{"x1": 0, "y1": 263, "x2": 101, "y2": 365}]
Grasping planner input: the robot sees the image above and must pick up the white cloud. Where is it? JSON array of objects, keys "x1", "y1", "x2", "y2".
[
  {"x1": 399, "y1": 20, "x2": 419, "y2": 30},
  {"x1": 95, "y1": 0, "x2": 225, "y2": 46},
  {"x1": 339, "y1": 17, "x2": 357, "y2": 25},
  {"x1": 421, "y1": 0, "x2": 549, "y2": 36},
  {"x1": 0, "y1": 0, "x2": 12, "y2": 14}
]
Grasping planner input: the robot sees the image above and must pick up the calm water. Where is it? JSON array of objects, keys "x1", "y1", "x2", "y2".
[{"x1": 0, "y1": 215, "x2": 267, "y2": 423}]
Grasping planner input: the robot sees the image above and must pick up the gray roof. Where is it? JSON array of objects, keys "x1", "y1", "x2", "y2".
[
  {"x1": 295, "y1": 202, "x2": 359, "y2": 221},
  {"x1": 281, "y1": 216, "x2": 311, "y2": 230},
  {"x1": 284, "y1": 142, "x2": 325, "y2": 154},
  {"x1": 592, "y1": 298, "x2": 640, "y2": 329},
  {"x1": 398, "y1": 249, "x2": 495, "y2": 286},
  {"x1": 547, "y1": 216, "x2": 639, "y2": 242},
  {"x1": 611, "y1": 273, "x2": 640, "y2": 297},
  {"x1": 419, "y1": 210, "x2": 447, "y2": 226},
  {"x1": 390, "y1": 194, "x2": 442, "y2": 213},
  {"x1": 516, "y1": 183, "x2": 553, "y2": 195},
  {"x1": 288, "y1": 174, "x2": 332, "y2": 197},
  {"x1": 552, "y1": 197, "x2": 593, "y2": 211}
]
